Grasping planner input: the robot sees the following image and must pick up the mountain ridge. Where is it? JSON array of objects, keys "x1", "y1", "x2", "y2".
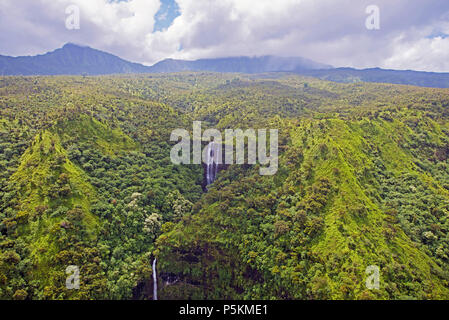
[
  {"x1": 149, "y1": 55, "x2": 333, "y2": 73},
  {"x1": 2, "y1": 43, "x2": 449, "y2": 88},
  {"x1": 0, "y1": 43, "x2": 149, "y2": 75},
  {"x1": 0, "y1": 43, "x2": 332, "y2": 76}
]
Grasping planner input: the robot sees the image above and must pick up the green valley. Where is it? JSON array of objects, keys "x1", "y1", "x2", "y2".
[{"x1": 1, "y1": 74, "x2": 449, "y2": 300}]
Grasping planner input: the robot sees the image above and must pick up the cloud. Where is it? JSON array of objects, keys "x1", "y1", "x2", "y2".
[
  {"x1": 0, "y1": 0, "x2": 160, "y2": 64},
  {"x1": 383, "y1": 35, "x2": 449, "y2": 72},
  {"x1": 1, "y1": 0, "x2": 449, "y2": 71}
]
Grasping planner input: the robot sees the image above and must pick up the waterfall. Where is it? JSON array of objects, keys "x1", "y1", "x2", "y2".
[
  {"x1": 152, "y1": 258, "x2": 157, "y2": 300},
  {"x1": 206, "y1": 142, "x2": 219, "y2": 186},
  {"x1": 206, "y1": 142, "x2": 212, "y2": 186}
]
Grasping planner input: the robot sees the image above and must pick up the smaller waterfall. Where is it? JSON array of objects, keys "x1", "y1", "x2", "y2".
[
  {"x1": 152, "y1": 258, "x2": 157, "y2": 300},
  {"x1": 206, "y1": 142, "x2": 219, "y2": 186}
]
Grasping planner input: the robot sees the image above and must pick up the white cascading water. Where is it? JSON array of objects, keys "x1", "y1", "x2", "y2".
[
  {"x1": 152, "y1": 258, "x2": 157, "y2": 300},
  {"x1": 206, "y1": 142, "x2": 219, "y2": 186}
]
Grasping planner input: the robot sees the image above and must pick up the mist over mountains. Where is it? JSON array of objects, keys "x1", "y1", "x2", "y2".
[
  {"x1": 1, "y1": 43, "x2": 449, "y2": 88},
  {"x1": 149, "y1": 55, "x2": 332, "y2": 73},
  {"x1": 0, "y1": 43, "x2": 331, "y2": 76}
]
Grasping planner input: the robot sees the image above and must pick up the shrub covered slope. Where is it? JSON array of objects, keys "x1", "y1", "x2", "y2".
[{"x1": 1, "y1": 74, "x2": 449, "y2": 299}]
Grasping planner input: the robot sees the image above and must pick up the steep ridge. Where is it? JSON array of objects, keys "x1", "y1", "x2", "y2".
[
  {"x1": 1, "y1": 129, "x2": 104, "y2": 298},
  {"x1": 156, "y1": 116, "x2": 449, "y2": 299},
  {"x1": 0, "y1": 116, "x2": 150, "y2": 299}
]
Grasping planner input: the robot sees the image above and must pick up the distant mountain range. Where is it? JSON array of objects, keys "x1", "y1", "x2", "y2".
[
  {"x1": 0, "y1": 43, "x2": 331, "y2": 76},
  {"x1": 0, "y1": 43, "x2": 150, "y2": 75},
  {"x1": 1, "y1": 43, "x2": 449, "y2": 88},
  {"x1": 150, "y1": 55, "x2": 332, "y2": 73},
  {"x1": 301, "y1": 68, "x2": 449, "y2": 89}
]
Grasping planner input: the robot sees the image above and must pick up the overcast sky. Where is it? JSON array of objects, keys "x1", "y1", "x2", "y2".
[{"x1": 1, "y1": 0, "x2": 449, "y2": 72}]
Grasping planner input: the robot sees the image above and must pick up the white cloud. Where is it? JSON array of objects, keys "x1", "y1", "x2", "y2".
[
  {"x1": 383, "y1": 36, "x2": 449, "y2": 72},
  {"x1": 0, "y1": 0, "x2": 161, "y2": 63},
  {"x1": 1, "y1": 0, "x2": 449, "y2": 71}
]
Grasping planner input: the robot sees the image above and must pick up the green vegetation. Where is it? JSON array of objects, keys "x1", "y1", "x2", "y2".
[{"x1": 1, "y1": 74, "x2": 449, "y2": 299}]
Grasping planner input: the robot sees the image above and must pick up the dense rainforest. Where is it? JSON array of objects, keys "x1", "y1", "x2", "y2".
[{"x1": 1, "y1": 73, "x2": 449, "y2": 300}]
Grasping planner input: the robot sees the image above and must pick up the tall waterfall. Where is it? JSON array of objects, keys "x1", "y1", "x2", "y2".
[
  {"x1": 206, "y1": 142, "x2": 219, "y2": 186},
  {"x1": 152, "y1": 258, "x2": 157, "y2": 300}
]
